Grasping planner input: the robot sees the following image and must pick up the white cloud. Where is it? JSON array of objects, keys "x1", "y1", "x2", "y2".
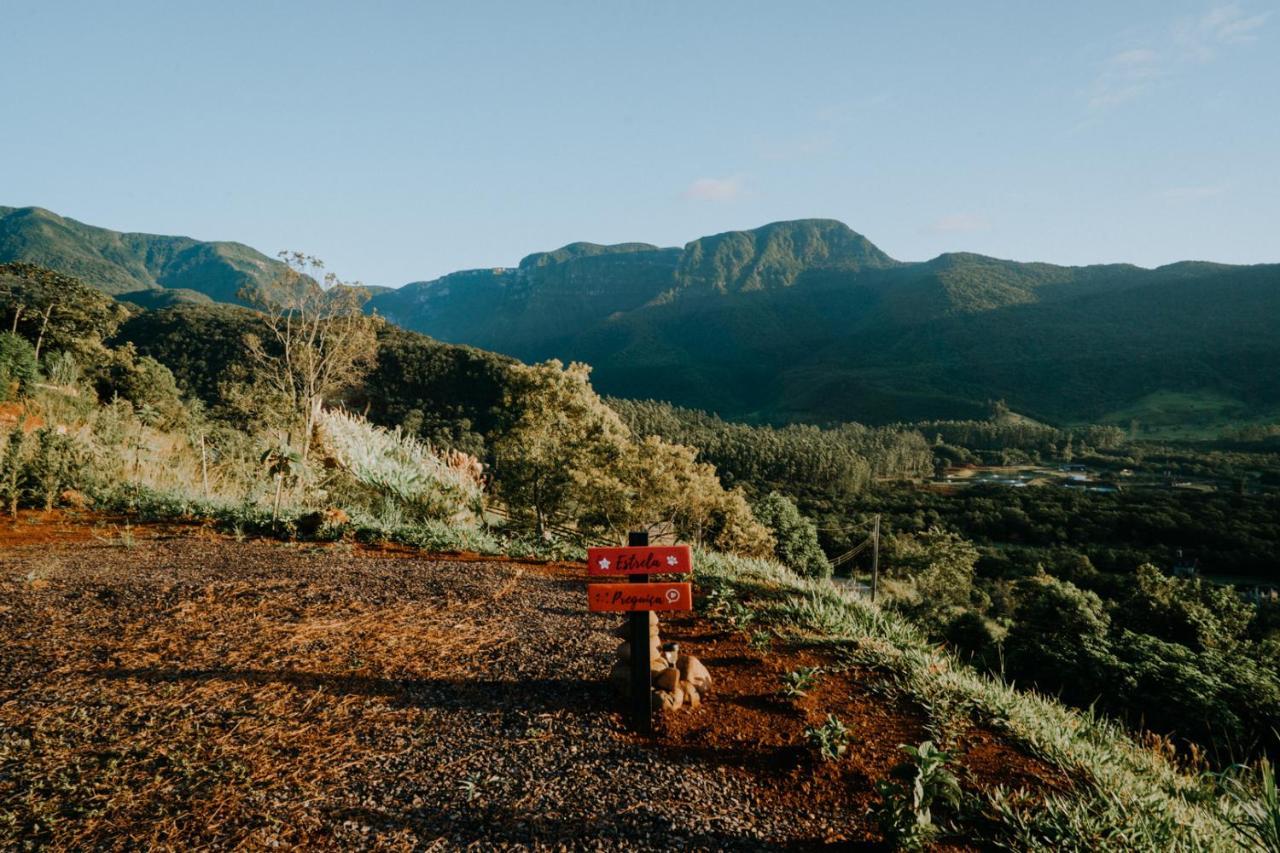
[
  {"x1": 1085, "y1": 3, "x2": 1268, "y2": 111},
  {"x1": 683, "y1": 175, "x2": 746, "y2": 202},
  {"x1": 928, "y1": 213, "x2": 991, "y2": 234},
  {"x1": 1088, "y1": 47, "x2": 1163, "y2": 110},
  {"x1": 1177, "y1": 3, "x2": 1271, "y2": 59}
]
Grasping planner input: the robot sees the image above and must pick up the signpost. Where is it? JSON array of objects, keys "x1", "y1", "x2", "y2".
[
  {"x1": 587, "y1": 582, "x2": 692, "y2": 611},
  {"x1": 585, "y1": 532, "x2": 693, "y2": 734},
  {"x1": 587, "y1": 545, "x2": 692, "y2": 576}
]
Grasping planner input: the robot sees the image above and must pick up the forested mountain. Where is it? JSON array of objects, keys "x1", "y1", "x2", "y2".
[
  {"x1": 370, "y1": 220, "x2": 1280, "y2": 428},
  {"x1": 6, "y1": 206, "x2": 1279, "y2": 428},
  {"x1": 0, "y1": 206, "x2": 287, "y2": 304}
]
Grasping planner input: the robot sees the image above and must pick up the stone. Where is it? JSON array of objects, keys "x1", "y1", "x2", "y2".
[
  {"x1": 649, "y1": 657, "x2": 669, "y2": 676},
  {"x1": 680, "y1": 680, "x2": 701, "y2": 709},
  {"x1": 654, "y1": 686, "x2": 684, "y2": 712},
  {"x1": 677, "y1": 654, "x2": 712, "y2": 693},
  {"x1": 617, "y1": 638, "x2": 660, "y2": 662},
  {"x1": 611, "y1": 619, "x2": 663, "y2": 640},
  {"x1": 653, "y1": 667, "x2": 680, "y2": 692}
]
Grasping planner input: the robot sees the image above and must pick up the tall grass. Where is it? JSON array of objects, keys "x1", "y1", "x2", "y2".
[{"x1": 314, "y1": 407, "x2": 483, "y2": 523}]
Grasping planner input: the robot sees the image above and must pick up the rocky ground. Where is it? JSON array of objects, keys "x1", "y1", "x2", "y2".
[{"x1": 0, "y1": 514, "x2": 1065, "y2": 850}]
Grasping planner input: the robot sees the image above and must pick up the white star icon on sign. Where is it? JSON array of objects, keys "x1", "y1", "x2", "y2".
[
  {"x1": 665, "y1": 588, "x2": 680, "y2": 602},
  {"x1": 666, "y1": 556, "x2": 678, "y2": 566},
  {"x1": 598, "y1": 557, "x2": 611, "y2": 570}
]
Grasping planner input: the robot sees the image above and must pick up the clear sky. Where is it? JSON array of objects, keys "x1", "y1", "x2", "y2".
[{"x1": 2, "y1": 1, "x2": 1277, "y2": 285}]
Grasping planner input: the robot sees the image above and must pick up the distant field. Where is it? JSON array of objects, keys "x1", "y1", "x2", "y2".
[{"x1": 1093, "y1": 389, "x2": 1278, "y2": 440}]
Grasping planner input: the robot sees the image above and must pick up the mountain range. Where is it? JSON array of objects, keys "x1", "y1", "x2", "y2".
[
  {"x1": 0, "y1": 206, "x2": 283, "y2": 305},
  {"x1": 4, "y1": 205, "x2": 1278, "y2": 429}
]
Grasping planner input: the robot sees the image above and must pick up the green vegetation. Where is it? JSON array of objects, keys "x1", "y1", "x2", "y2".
[
  {"x1": 0, "y1": 332, "x2": 37, "y2": 401},
  {"x1": 610, "y1": 397, "x2": 933, "y2": 498},
  {"x1": 8, "y1": 208, "x2": 1280, "y2": 429},
  {"x1": 693, "y1": 548, "x2": 1264, "y2": 850},
  {"x1": 804, "y1": 714, "x2": 851, "y2": 761},
  {"x1": 752, "y1": 491, "x2": 832, "y2": 578},
  {"x1": 873, "y1": 741, "x2": 962, "y2": 850},
  {"x1": 0, "y1": 207, "x2": 292, "y2": 303},
  {"x1": 779, "y1": 666, "x2": 824, "y2": 699},
  {"x1": 2, "y1": 249, "x2": 1279, "y2": 846}
]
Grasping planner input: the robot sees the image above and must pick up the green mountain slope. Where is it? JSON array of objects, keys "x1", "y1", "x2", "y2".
[
  {"x1": 7, "y1": 206, "x2": 1277, "y2": 428},
  {"x1": 0, "y1": 206, "x2": 287, "y2": 304},
  {"x1": 369, "y1": 219, "x2": 1280, "y2": 427}
]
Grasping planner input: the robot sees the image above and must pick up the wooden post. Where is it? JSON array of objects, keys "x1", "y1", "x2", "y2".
[
  {"x1": 871, "y1": 514, "x2": 881, "y2": 603},
  {"x1": 628, "y1": 529, "x2": 652, "y2": 734}
]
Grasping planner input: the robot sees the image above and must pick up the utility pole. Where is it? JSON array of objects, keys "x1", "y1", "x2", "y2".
[{"x1": 871, "y1": 514, "x2": 881, "y2": 603}]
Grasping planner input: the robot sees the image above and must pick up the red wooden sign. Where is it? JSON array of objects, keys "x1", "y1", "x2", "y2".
[
  {"x1": 586, "y1": 545, "x2": 692, "y2": 576},
  {"x1": 587, "y1": 582, "x2": 693, "y2": 612}
]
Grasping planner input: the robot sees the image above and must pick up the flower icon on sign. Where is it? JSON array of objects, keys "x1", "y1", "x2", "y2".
[
  {"x1": 666, "y1": 555, "x2": 678, "y2": 567},
  {"x1": 665, "y1": 588, "x2": 680, "y2": 603},
  {"x1": 598, "y1": 557, "x2": 611, "y2": 571}
]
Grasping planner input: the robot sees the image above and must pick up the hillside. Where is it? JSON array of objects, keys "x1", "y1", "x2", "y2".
[
  {"x1": 5, "y1": 206, "x2": 1280, "y2": 429},
  {"x1": 0, "y1": 514, "x2": 1253, "y2": 850},
  {"x1": 367, "y1": 218, "x2": 1280, "y2": 427},
  {"x1": 1, "y1": 256, "x2": 1277, "y2": 848},
  {"x1": 0, "y1": 206, "x2": 287, "y2": 304}
]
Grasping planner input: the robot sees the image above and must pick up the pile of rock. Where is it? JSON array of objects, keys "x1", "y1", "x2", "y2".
[{"x1": 609, "y1": 612, "x2": 711, "y2": 712}]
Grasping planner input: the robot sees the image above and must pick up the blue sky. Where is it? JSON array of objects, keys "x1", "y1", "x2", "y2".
[{"x1": 2, "y1": 1, "x2": 1276, "y2": 285}]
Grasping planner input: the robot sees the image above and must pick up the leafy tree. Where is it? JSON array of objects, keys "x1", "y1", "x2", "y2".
[
  {"x1": 1001, "y1": 573, "x2": 1115, "y2": 709},
  {"x1": 0, "y1": 263, "x2": 129, "y2": 360},
  {"x1": 95, "y1": 344, "x2": 188, "y2": 428},
  {"x1": 0, "y1": 426, "x2": 27, "y2": 518},
  {"x1": 753, "y1": 491, "x2": 831, "y2": 578},
  {"x1": 493, "y1": 360, "x2": 774, "y2": 554},
  {"x1": 888, "y1": 527, "x2": 980, "y2": 619},
  {"x1": 1114, "y1": 563, "x2": 1253, "y2": 653},
  {"x1": 492, "y1": 360, "x2": 635, "y2": 536},
  {"x1": 0, "y1": 332, "x2": 38, "y2": 402}
]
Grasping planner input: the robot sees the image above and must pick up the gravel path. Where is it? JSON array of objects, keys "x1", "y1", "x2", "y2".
[{"x1": 1, "y1": 528, "x2": 859, "y2": 850}]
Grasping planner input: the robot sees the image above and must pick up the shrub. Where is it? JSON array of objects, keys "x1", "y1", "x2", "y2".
[
  {"x1": 874, "y1": 741, "x2": 962, "y2": 850},
  {"x1": 95, "y1": 345, "x2": 188, "y2": 428},
  {"x1": 780, "y1": 666, "x2": 824, "y2": 699},
  {"x1": 24, "y1": 428, "x2": 88, "y2": 510},
  {"x1": 804, "y1": 714, "x2": 850, "y2": 761},
  {"x1": 0, "y1": 332, "x2": 38, "y2": 402},
  {"x1": 753, "y1": 491, "x2": 832, "y2": 578},
  {"x1": 0, "y1": 427, "x2": 26, "y2": 517},
  {"x1": 315, "y1": 407, "x2": 484, "y2": 524}
]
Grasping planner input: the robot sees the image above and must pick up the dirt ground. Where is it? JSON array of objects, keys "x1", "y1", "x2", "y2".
[{"x1": 0, "y1": 513, "x2": 1066, "y2": 850}]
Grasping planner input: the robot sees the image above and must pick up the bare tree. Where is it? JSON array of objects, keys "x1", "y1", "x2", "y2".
[{"x1": 241, "y1": 253, "x2": 379, "y2": 479}]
